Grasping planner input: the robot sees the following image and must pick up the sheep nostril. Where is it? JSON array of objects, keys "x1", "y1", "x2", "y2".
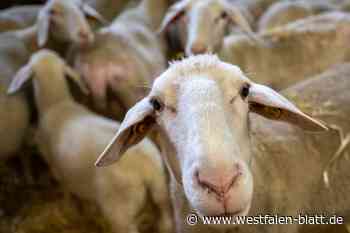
[{"x1": 195, "y1": 164, "x2": 242, "y2": 198}]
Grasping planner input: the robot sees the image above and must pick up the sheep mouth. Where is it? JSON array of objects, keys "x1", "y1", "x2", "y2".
[
  {"x1": 216, "y1": 209, "x2": 244, "y2": 217},
  {"x1": 216, "y1": 202, "x2": 250, "y2": 218}
]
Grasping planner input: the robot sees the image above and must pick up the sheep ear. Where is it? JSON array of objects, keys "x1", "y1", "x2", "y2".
[
  {"x1": 64, "y1": 65, "x2": 90, "y2": 95},
  {"x1": 95, "y1": 98, "x2": 155, "y2": 167},
  {"x1": 224, "y1": 2, "x2": 252, "y2": 32},
  {"x1": 158, "y1": 0, "x2": 189, "y2": 34},
  {"x1": 8, "y1": 64, "x2": 33, "y2": 94},
  {"x1": 82, "y1": 4, "x2": 107, "y2": 25},
  {"x1": 248, "y1": 83, "x2": 328, "y2": 131},
  {"x1": 37, "y1": 8, "x2": 50, "y2": 47},
  {"x1": 224, "y1": 3, "x2": 264, "y2": 45}
]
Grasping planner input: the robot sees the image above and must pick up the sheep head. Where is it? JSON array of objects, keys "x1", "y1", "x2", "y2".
[
  {"x1": 96, "y1": 55, "x2": 327, "y2": 217},
  {"x1": 159, "y1": 0, "x2": 258, "y2": 56},
  {"x1": 8, "y1": 50, "x2": 89, "y2": 114},
  {"x1": 37, "y1": 0, "x2": 105, "y2": 47}
]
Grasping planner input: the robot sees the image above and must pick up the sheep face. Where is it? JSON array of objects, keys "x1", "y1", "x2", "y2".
[
  {"x1": 96, "y1": 55, "x2": 327, "y2": 218},
  {"x1": 8, "y1": 50, "x2": 89, "y2": 113},
  {"x1": 156, "y1": 75, "x2": 254, "y2": 217},
  {"x1": 186, "y1": 0, "x2": 231, "y2": 55},
  {"x1": 159, "y1": 0, "x2": 254, "y2": 56},
  {"x1": 37, "y1": 0, "x2": 102, "y2": 47}
]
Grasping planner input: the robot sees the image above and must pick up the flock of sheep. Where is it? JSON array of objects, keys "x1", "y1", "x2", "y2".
[{"x1": 0, "y1": 0, "x2": 349, "y2": 233}]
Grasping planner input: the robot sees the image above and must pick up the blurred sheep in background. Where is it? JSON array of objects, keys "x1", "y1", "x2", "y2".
[
  {"x1": 0, "y1": 0, "x2": 100, "y2": 162},
  {"x1": 8, "y1": 49, "x2": 173, "y2": 233},
  {"x1": 220, "y1": 11, "x2": 350, "y2": 89},
  {"x1": 257, "y1": 0, "x2": 338, "y2": 32},
  {"x1": 69, "y1": 0, "x2": 170, "y2": 121},
  {"x1": 159, "y1": 0, "x2": 259, "y2": 56}
]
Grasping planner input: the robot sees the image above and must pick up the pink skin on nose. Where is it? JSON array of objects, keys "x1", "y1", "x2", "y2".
[{"x1": 195, "y1": 163, "x2": 243, "y2": 213}]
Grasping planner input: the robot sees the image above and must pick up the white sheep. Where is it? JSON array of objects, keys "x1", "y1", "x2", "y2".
[
  {"x1": 94, "y1": 54, "x2": 342, "y2": 233},
  {"x1": 0, "y1": 0, "x2": 102, "y2": 161},
  {"x1": 69, "y1": 0, "x2": 170, "y2": 120},
  {"x1": 11, "y1": 0, "x2": 105, "y2": 55},
  {"x1": 8, "y1": 49, "x2": 173, "y2": 233},
  {"x1": 5, "y1": 0, "x2": 110, "y2": 32},
  {"x1": 158, "y1": 0, "x2": 260, "y2": 56},
  {"x1": 220, "y1": 11, "x2": 350, "y2": 90},
  {"x1": 233, "y1": 0, "x2": 280, "y2": 21},
  {"x1": 240, "y1": 62, "x2": 350, "y2": 233},
  {"x1": 258, "y1": 0, "x2": 337, "y2": 32},
  {"x1": 0, "y1": 35, "x2": 30, "y2": 160},
  {"x1": 85, "y1": 0, "x2": 135, "y2": 22}
]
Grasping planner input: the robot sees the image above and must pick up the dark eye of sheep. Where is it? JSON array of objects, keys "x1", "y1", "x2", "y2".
[
  {"x1": 220, "y1": 12, "x2": 228, "y2": 19},
  {"x1": 49, "y1": 8, "x2": 62, "y2": 16},
  {"x1": 240, "y1": 83, "x2": 250, "y2": 99},
  {"x1": 49, "y1": 8, "x2": 60, "y2": 16},
  {"x1": 150, "y1": 98, "x2": 163, "y2": 111}
]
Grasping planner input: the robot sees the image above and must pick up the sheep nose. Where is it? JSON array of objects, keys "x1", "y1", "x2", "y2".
[
  {"x1": 195, "y1": 163, "x2": 242, "y2": 198},
  {"x1": 190, "y1": 43, "x2": 208, "y2": 55}
]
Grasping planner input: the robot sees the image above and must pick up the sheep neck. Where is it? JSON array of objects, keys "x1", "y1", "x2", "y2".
[{"x1": 34, "y1": 71, "x2": 73, "y2": 115}]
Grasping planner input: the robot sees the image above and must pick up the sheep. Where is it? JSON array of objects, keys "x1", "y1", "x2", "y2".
[
  {"x1": 236, "y1": 62, "x2": 350, "y2": 233},
  {"x1": 258, "y1": 0, "x2": 338, "y2": 32},
  {"x1": 0, "y1": 0, "x2": 110, "y2": 33},
  {"x1": 0, "y1": 5, "x2": 40, "y2": 32},
  {"x1": 69, "y1": 0, "x2": 170, "y2": 121},
  {"x1": 0, "y1": 35, "x2": 31, "y2": 160},
  {"x1": 233, "y1": 0, "x2": 280, "y2": 22},
  {"x1": 342, "y1": 1, "x2": 350, "y2": 12},
  {"x1": 10, "y1": 0, "x2": 105, "y2": 55},
  {"x1": 7, "y1": 49, "x2": 173, "y2": 233},
  {"x1": 220, "y1": 11, "x2": 350, "y2": 90},
  {"x1": 158, "y1": 0, "x2": 260, "y2": 56},
  {"x1": 0, "y1": 0, "x2": 102, "y2": 161},
  {"x1": 93, "y1": 54, "x2": 346, "y2": 233},
  {"x1": 85, "y1": 0, "x2": 135, "y2": 22}
]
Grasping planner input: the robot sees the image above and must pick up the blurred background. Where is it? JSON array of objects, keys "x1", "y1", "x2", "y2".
[{"x1": 0, "y1": 0, "x2": 44, "y2": 9}]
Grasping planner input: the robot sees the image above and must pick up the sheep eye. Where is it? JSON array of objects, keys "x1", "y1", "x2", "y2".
[
  {"x1": 49, "y1": 8, "x2": 62, "y2": 16},
  {"x1": 150, "y1": 98, "x2": 163, "y2": 111},
  {"x1": 134, "y1": 123, "x2": 147, "y2": 134},
  {"x1": 220, "y1": 12, "x2": 228, "y2": 19},
  {"x1": 49, "y1": 9, "x2": 57, "y2": 15},
  {"x1": 215, "y1": 12, "x2": 228, "y2": 23},
  {"x1": 240, "y1": 83, "x2": 250, "y2": 99}
]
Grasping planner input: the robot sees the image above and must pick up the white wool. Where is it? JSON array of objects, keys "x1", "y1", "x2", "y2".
[{"x1": 22, "y1": 50, "x2": 173, "y2": 233}]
